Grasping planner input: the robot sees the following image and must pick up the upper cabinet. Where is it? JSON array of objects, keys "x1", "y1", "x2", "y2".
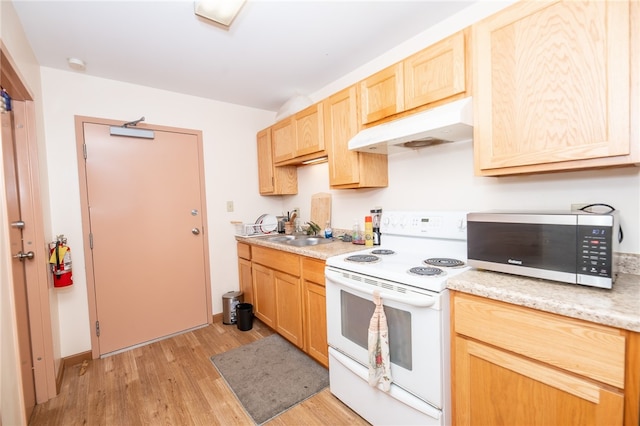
[
  {"x1": 324, "y1": 85, "x2": 388, "y2": 188},
  {"x1": 359, "y1": 63, "x2": 405, "y2": 125},
  {"x1": 359, "y1": 30, "x2": 469, "y2": 126},
  {"x1": 293, "y1": 103, "x2": 325, "y2": 158},
  {"x1": 257, "y1": 128, "x2": 297, "y2": 195},
  {"x1": 271, "y1": 118, "x2": 295, "y2": 164},
  {"x1": 404, "y1": 30, "x2": 467, "y2": 111},
  {"x1": 273, "y1": 103, "x2": 327, "y2": 166},
  {"x1": 473, "y1": 0, "x2": 637, "y2": 176}
]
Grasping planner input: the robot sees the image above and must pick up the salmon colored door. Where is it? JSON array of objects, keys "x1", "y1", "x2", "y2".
[
  {"x1": 80, "y1": 120, "x2": 211, "y2": 356},
  {"x1": 2, "y1": 104, "x2": 36, "y2": 419}
]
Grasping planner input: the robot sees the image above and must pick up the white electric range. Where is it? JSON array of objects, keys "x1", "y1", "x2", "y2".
[{"x1": 325, "y1": 210, "x2": 470, "y2": 426}]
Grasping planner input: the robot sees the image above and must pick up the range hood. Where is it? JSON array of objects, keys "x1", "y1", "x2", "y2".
[{"x1": 348, "y1": 97, "x2": 473, "y2": 155}]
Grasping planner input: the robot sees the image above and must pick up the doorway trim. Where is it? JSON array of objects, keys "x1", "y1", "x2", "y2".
[
  {"x1": 74, "y1": 115, "x2": 213, "y2": 358},
  {"x1": 1, "y1": 42, "x2": 58, "y2": 403}
]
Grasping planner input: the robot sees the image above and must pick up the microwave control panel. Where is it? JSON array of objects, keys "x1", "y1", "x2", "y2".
[{"x1": 576, "y1": 224, "x2": 614, "y2": 287}]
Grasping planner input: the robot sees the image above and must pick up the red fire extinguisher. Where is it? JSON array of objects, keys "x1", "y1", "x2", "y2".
[{"x1": 49, "y1": 235, "x2": 73, "y2": 288}]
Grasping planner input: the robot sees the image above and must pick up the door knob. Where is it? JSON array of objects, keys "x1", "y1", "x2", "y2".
[
  {"x1": 192, "y1": 228, "x2": 200, "y2": 235},
  {"x1": 14, "y1": 251, "x2": 35, "y2": 261}
]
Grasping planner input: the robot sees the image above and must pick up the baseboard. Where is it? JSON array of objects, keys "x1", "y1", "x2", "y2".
[
  {"x1": 212, "y1": 312, "x2": 223, "y2": 323},
  {"x1": 57, "y1": 351, "x2": 92, "y2": 393}
]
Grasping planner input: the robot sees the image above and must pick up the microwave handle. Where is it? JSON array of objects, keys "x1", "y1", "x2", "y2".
[{"x1": 325, "y1": 269, "x2": 436, "y2": 308}]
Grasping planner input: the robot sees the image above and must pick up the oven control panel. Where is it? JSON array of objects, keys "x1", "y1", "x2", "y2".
[{"x1": 381, "y1": 211, "x2": 468, "y2": 240}]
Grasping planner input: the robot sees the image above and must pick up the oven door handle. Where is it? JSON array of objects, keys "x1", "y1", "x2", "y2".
[{"x1": 326, "y1": 269, "x2": 436, "y2": 307}]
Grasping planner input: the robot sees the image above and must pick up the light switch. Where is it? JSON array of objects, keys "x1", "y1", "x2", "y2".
[{"x1": 226, "y1": 201, "x2": 234, "y2": 212}]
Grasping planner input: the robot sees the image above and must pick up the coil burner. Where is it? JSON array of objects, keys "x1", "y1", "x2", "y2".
[
  {"x1": 408, "y1": 266, "x2": 445, "y2": 277},
  {"x1": 345, "y1": 254, "x2": 381, "y2": 264},
  {"x1": 371, "y1": 249, "x2": 395, "y2": 256},
  {"x1": 423, "y1": 258, "x2": 465, "y2": 268}
]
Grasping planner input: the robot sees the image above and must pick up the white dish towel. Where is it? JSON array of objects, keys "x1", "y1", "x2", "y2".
[{"x1": 368, "y1": 290, "x2": 392, "y2": 391}]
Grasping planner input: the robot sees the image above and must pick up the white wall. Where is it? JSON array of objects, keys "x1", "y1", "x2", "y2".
[
  {"x1": 39, "y1": 68, "x2": 282, "y2": 356},
  {"x1": 290, "y1": 142, "x2": 640, "y2": 254}
]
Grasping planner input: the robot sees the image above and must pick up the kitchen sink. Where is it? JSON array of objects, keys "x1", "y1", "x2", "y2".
[
  {"x1": 267, "y1": 235, "x2": 296, "y2": 243},
  {"x1": 266, "y1": 235, "x2": 333, "y2": 246}
]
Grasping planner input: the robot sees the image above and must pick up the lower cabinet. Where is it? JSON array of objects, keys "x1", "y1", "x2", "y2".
[
  {"x1": 302, "y1": 257, "x2": 328, "y2": 367},
  {"x1": 237, "y1": 243, "x2": 328, "y2": 365},
  {"x1": 451, "y1": 291, "x2": 639, "y2": 426},
  {"x1": 275, "y1": 270, "x2": 303, "y2": 347},
  {"x1": 237, "y1": 242, "x2": 253, "y2": 305},
  {"x1": 252, "y1": 263, "x2": 277, "y2": 329}
]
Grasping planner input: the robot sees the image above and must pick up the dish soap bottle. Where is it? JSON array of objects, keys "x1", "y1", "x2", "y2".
[
  {"x1": 364, "y1": 216, "x2": 374, "y2": 247},
  {"x1": 324, "y1": 221, "x2": 333, "y2": 239}
]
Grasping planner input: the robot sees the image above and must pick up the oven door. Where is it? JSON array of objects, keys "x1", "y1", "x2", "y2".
[{"x1": 325, "y1": 266, "x2": 448, "y2": 408}]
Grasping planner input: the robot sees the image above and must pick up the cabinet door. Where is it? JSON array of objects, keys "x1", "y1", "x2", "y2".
[
  {"x1": 238, "y1": 257, "x2": 253, "y2": 305},
  {"x1": 272, "y1": 118, "x2": 295, "y2": 163},
  {"x1": 303, "y1": 281, "x2": 327, "y2": 366},
  {"x1": 473, "y1": 0, "x2": 632, "y2": 175},
  {"x1": 257, "y1": 128, "x2": 276, "y2": 194},
  {"x1": 324, "y1": 85, "x2": 388, "y2": 189},
  {"x1": 275, "y1": 271, "x2": 303, "y2": 348},
  {"x1": 252, "y1": 263, "x2": 276, "y2": 329},
  {"x1": 359, "y1": 62, "x2": 404, "y2": 125},
  {"x1": 294, "y1": 103, "x2": 325, "y2": 157},
  {"x1": 404, "y1": 30, "x2": 466, "y2": 110},
  {"x1": 302, "y1": 257, "x2": 328, "y2": 367},
  {"x1": 454, "y1": 336, "x2": 624, "y2": 426},
  {"x1": 257, "y1": 128, "x2": 297, "y2": 195}
]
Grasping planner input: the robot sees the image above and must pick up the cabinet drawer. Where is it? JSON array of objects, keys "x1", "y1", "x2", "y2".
[
  {"x1": 237, "y1": 242, "x2": 251, "y2": 260},
  {"x1": 453, "y1": 293, "x2": 626, "y2": 388},
  {"x1": 302, "y1": 257, "x2": 325, "y2": 285},
  {"x1": 252, "y1": 246, "x2": 300, "y2": 277}
]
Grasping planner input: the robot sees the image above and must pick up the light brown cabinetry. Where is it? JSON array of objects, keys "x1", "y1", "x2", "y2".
[
  {"x1": 359, "y1": 63, "x2": 404, "y2": 125},
  {"x1": 275, "y1": 271, "x2": 303, "y2": 347},
  {"x1": 252, "y1": 263, "x2": 277, "y2": 329},
  {"x1": 271, "y1": 103, "x2": 326, "y2": 166},
  {"x1": 359, "y1": 30, "x2": 468, "y2": 126},
  {"x1": 301, "y1": 257, "x2": 328, "y2": 367},
  {"x1": 271, "y1": 118, "x2": 295, "y2": 164},
  {"x1": 323, "y1": 85, "x2": 388, "y2": 189},
  {"x1": 237, "y1": 243, "x2": 330, "y2": 364},
  {"x1": 403, "y1": 30, "x2": 467, "y2": 111},
  {"x1": 451, "y1": 291, "x2": 640, "y2": 426},
  {"x1": 256, "y1": 128, "x2": 297, "y2": 195},
  {"x1": 251, "y1": 246, "x2": 303, "y2": 347},
  {"x1": 472, "y1": 0, "x2": 637, "y2": 176},
  {"x1": 236, "y1": 242, "x2": 253, "y2": 305},
  {"x1": 292, "y1": 103, "x2": 325, "y2": 159}
]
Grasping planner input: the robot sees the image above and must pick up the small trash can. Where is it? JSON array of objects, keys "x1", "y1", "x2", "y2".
[
  {"x1": 222, "y1": 291, "x2": 243, "y2": 325},
  {"x1": 236, "y1": 303, "x2": 254, "y2": 331}
]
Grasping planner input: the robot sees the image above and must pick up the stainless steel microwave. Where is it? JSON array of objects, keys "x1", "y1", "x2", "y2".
[{"x1": 467, "y1": 211, "x2": 619, "y2": 289}]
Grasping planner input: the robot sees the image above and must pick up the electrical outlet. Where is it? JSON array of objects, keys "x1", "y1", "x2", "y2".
[
  {"x1": 226, "y1": 201, "x2": 234, "y2": 212},
  {"x1": 571, "y1": 203, "x2": 588, "y2": 211},
  {"x1": 292, "y1": 207, "x2": 300, "y2": 217}
]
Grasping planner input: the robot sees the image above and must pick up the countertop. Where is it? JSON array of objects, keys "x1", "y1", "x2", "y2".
[
  {"x1": 235, "y1": 233, "x2": 364, "y2": 260},
  {"x1": 448, "y1": 270, "x2": 640, "y2": 333}
]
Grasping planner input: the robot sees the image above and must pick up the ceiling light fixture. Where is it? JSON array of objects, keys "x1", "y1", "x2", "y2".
[
  {"x1": 194, "y1": 0, "x2": 246, "y2": 27},
  {"x1": 67, "y1": 57, "x2": 86, "y2": 71}
]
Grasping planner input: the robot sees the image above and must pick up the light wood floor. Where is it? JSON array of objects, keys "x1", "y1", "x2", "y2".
[{"x1": 29, "y1": 320, "x2": 370, "y2": 425}]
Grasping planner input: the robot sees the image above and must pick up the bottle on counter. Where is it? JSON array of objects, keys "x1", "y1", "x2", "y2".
[
  {"x1": 371, "y1": 208, "x2": 382, "y2": 245},
  {"x1": 324, "y1": 221, "x2": 333, "y2": 239},
  {"x1": 364, "y1": 216, "x2": 374, "y2": 247}
]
